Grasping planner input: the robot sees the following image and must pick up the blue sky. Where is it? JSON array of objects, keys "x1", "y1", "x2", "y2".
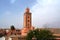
[
  {"x1": 0, "y1": 0, "x2": 36, "y2": 28},
  {"x1": 0, "y1": 0, "x2": 60, "y2": 28}
]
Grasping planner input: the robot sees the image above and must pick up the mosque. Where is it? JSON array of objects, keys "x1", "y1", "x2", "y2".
[
  {"x1": 5, "y1": 8, "x2": 34, "y2": 40},
  {"x1": 21, "y1": 8, "x2": 34, "y2": 36},
  {"x1": 0, "y1": 8, "x2": 60, "y2": 40}
]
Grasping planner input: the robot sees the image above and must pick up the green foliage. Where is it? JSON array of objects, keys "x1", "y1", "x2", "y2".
[
  {"x1": 26, "y1": 29, "x2": 55, "y2": 40},
  {"x1": 26, "y1": 30, "x2": 34, "y2": 40},
  {"x1": 39, "y1": 29, "x2": 55, "y2": 40}
]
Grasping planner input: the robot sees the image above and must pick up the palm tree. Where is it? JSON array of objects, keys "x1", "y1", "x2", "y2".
[
  {"x1": 26, "y1": 29, "x2": 55, "y2": 40},
  {"x1": 10, "y1": 25, "x2": 15, "y2": 30}
]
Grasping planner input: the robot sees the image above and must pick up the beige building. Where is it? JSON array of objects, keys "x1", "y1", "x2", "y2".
[
  {"x1": 24, "y1": 8, "x2": 32, "y2": 28},
  {"x1": 21, "y1": 8, "x2": 34, "y2": 36}
]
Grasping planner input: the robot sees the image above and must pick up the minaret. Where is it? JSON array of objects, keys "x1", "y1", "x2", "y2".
[
  {"x1": 21, "y1": 8, "x2": 34, "y2": 36},
  {"x1": 24, "y1": 8, "x2": 32, "y2": 29}
]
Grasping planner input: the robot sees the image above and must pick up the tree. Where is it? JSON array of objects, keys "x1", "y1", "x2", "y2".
[
  {"x1": 26, "y1": 29, "x2": 40, "y2": 40},
  {"x1": 26, "y1": 29, "x2": 55, "y2": 40},
  {"x1": 39, "y1": 29, "x2": 55, "y2": 40},
  {"x1": 10, "y1": 25, "x2": 15, "y2": 30},
  {"x1": 26, "y1": 30, "x2": 34, "y2": 40}
]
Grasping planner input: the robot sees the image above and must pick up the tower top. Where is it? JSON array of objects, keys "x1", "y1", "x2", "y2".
[{"x1": 25, "y1": 7, "x2": 30, "y2": 13}]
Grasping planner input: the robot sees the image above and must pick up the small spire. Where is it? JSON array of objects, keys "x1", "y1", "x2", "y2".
[{"x1": 25, "y1": 7, "x2": 30, "y2": 13}]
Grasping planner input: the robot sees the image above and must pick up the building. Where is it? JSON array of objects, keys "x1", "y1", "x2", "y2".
[
  {"x1": 21, "y1": 8, "x2": 34, "y2": 36},
  {"x1": 0, "y1": 8, "x2": 60, "y2": 40},
  {"x1": 5, "y1": 8, "x2": 34, "y2": 40}
]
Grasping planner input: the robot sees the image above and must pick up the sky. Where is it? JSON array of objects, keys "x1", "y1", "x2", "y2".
[{"x1": 0, "y1": 0, "x2": 60, "y2": 29}]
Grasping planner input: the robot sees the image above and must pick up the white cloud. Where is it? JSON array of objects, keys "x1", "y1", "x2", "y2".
[
  {"x1": 10, "y1": 0, "x2": 16, "y2": 4},
  {"x1": 31, "y1": 0, "x2": 60, "y2": 28}
]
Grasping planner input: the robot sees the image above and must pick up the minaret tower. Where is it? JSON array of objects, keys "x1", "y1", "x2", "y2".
[
  {"x1": 24, "y1": 8, "x2": 32, "y2": 29},
  {"x1": 21, "y1": 8, "x2": 34, "y2": 36}
]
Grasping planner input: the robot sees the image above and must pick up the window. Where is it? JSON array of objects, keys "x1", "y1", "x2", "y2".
[
  {"x1": 28, "y1": 20, "x2": 29, "y2": 22},
  {"x1": 28, "y1": 16, "x2": 29, "y2": 18}
]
